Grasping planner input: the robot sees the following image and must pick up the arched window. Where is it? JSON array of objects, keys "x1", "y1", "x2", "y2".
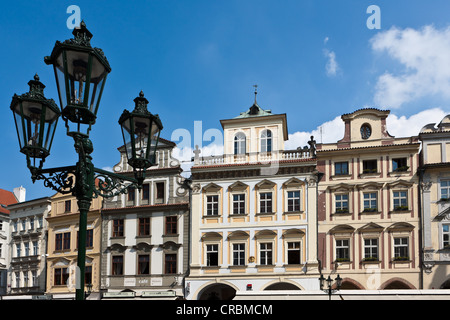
[
  {"x1": 234, "y1": 132, "x2": 246, "y2": 155},
  {"x1": 261, "y1": 129, "x2": 272, "y2": 153}
]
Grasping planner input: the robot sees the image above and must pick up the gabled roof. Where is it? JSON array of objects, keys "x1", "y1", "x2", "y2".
[{"x1": 0, "y1": 188, "x2": 18, "y2": 215}]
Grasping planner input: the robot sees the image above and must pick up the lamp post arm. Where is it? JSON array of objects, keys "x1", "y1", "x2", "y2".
[{"x1": 92, "y1": 167, "x2": 140, "y2": 198}]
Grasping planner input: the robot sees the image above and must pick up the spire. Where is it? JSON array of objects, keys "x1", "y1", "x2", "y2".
[{"x1": 253, "y1": 84, "x2": 258, "y2": 104}]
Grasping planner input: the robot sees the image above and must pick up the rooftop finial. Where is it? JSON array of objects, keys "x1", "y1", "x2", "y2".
[{"x1": 253, "y1": 84, "x2": 258, "y2": 104}]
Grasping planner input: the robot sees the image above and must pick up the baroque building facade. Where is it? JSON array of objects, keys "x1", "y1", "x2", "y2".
[
  {"x1": 7, "y1": 195, "x2": 49, "y2": 297},
  {"x1": 45, "y1": 190, "x2": 102, "y2": 299},
  {"x1": 316, "y1": 108, "x2": 421, "y2": 290},
  {"x1": 419, "y1": 115, "x2": 450, "y2": 288},
  {"x1": 100, "y1": 138, "x2": 190, "y2": 299},
  {"x1": 186, "y1": 97, "x2": 320, "y2": 300}
]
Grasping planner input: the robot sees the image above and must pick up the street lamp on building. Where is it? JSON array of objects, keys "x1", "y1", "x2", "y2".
[
  {"x1": 10, "y1": 22, "x2": 162, "y2": 300},
  {"x1": 319, "y1": 274, "x2": 342, "y2": 300}
]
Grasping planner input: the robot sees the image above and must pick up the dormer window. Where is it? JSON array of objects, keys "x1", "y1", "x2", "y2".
[
  {"x1": 234, "y1": 132, "x2": 246, "y2": 155},
  {"x1": 261, "y1": 129, "x2": 272, "y2": 153}
]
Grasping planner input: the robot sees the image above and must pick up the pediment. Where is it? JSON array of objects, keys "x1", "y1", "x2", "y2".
[
  {"x1": 256, "y1": 179, "x2": 276, "y2": 189},
  {"x1": 283, "y1": 177, "x2": 304, "y2": 188},
  {"x1": 358, "y1": 223, "x2": 384, "y2": 233},
  {"x1": 228, "y1": 181, "x2": 248, "y2": 191},
  {"x1": 329, "y1": 224, "x2": 355, "y2": 234},
  {"x1": 387, "y1": 222, "x2": 414, "y2": 232},
  {"x1": 203, "y1": 183, "x2": 222, "y2": 192}
]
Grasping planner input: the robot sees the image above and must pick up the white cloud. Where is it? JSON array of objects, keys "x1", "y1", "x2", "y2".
[
  {"x1": 324, "y1": 49, "x2": 339, "y2": 77},
  {"x1": 284, "y1": 108, "x2": 449, "y2": 149},
  {"x1": 371, "y1": 25, "x2": 450, "y2": 108}
]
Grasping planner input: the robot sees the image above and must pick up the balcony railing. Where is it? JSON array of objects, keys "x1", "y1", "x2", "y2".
[{"x1": 195, "y1": 148, "x2": 314, "y2": 166}]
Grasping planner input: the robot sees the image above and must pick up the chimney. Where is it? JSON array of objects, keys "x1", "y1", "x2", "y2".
[{"x1": 13, "y1": 186, "x2": 26, "y2": 203}]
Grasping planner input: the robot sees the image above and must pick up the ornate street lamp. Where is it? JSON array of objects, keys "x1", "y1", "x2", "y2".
[
  {"x1": 10, "y1": 74, "x2": 60, "y2": 170},
  {"x1": 44, "y1": 21, "x2": 110, "y2": 135},
  {"x1": 319, "y1": 274, "x2": 342, "y2": 300},
  {"x1": 119, "y1": 91, "x2": 163, "y2": 185},
  {"x1": 10, "y1": 22, "x2": 162, "y2": 300}
]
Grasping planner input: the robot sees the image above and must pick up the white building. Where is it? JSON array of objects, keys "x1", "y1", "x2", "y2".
[
  {"x1": 186, "y1": 96, "x2": 320, "y2": 300},
  {"x1": 6, "y1": 195, "x2": 50, "y2": 297},
  {"x1": 101, "y1": 138, "x2": 190, "y2": 299}
]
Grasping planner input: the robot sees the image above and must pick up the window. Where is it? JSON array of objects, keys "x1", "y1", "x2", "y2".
[
  {"x1": 77, "y1": 229, "x2": 93, "y2": 248},
  {"x1": 156, "y1": 182, "x2": 165, "y2": 203},
  {"x1": 138, "y1": 255, "x2": 150, "y2": 274},
  {"x1": 394, "y1": 238, "x2": 409, "y2": 260},
  {"x1": 86, "y1": 229, "x2": 93, "y2": 248},
  {"x1": 38, "y1": 216, "x2": 43, "y2": 228},
  {"x1": 13, "y1": 221, "x2": 17, "y2": 232},
  {"x1": 139, "y1": 217, "x2": 150, "y2": 236},
  {"x1": 233, "y1": 243, "x2": 246, "y2": 266},
  {"x1": 29, "y1": 217, "x2": 34, "y2": 230},
  {"x1": 24, "y1": 242, "x2": 29, "y2": 256},
  {"x1": 54, "y1": 268, "x2": 69, "y2": 285},
  {"x1": 55, "y1": 232, "x2": 71, "y2": 251},
  {"x1": 112, "y1": 256, "x2": 124, "y2": 275},
  {"x1": 0, "y1": 220, "x2": 2, "y2": 231},
  {"x1": 393, "y1": 191, "x2": 408, "y2": 211},
  {"x1": 260, "y1": 243, "x2": 273, "y2": 265},
  {"x1": 287, "y1": 191, "x2": 301, "y2": 212},
  {"x1": 127, "y1": 187, "x2": 135, "y2": 202},
  {"x1": 206, "y1": 244, "x2": 219, "y2": 266},
  {"x1": 32, "y1": 270, "x2": 37, "y2": 287},
  {"x1": 260, "y1": 192, "x2": 273, "y2": 213},
  {"x1": 335, "y1": 162, "x2": 349, "y2": 175},
  {"x1": 165, "y1": 216, "x2": 177, "y2": 235},
  {"x1": 335, "y1": 239, "x2": 350, "y2": 262},
  {"x1": 15, "y1": 272, "x2": 20, "y2": 288},
  {"x1": 261, "y1": 129, "x2": 272, "y2": 153},
  {"x1": 33, "y1": 241, "x2": 38, "y2": 256},
  {"x1": 364, "y1": 238, "x2": 379, "y2": 260},
  {"x1": 165, "y1": 254, "x2": 177, "y2": 274},
  {"x1": 85, "y1": 266, "x2": 92, "y2": 285},
  {"x1": 363, "y1": 192, "x2": 377, "y2": 212},
  {"x1": 392, "y1": 158, "x2": 408, "y2": 172},
  {"x1": 112, "y1": 219, "x2": 124, "y2": 237},
  {"x1": 335, "y1": 194, "x2": 349, "y2": 213},
  {"x1": 232, "y1": 194, "x2": 245, "y2": 214},
  {"x1": 287, "y1": 242, "x2": 301, "y2": 264},
  {"x1": 23, "y1": 272, "x2": 28, "y2": 287},
  {"x1": 142, "y1": 184, "x2": 150, "y2": 201},
  {"x1": 443, "y1": 225, "x2": 450, "y2": 248},
  {"x1": 206, "y1": 195, "x2": 219, "y2": 216},
  {"x1": 21, "y1": 219, "x2": 26, "y2": 231},
  {"x1": 16, "y1": 244, "x2": 21, "y2": 257},
  {"x1": 234, "y1": 132, "x2": 246, "y2": 155},
  {"x1": 64, "y1": 200, "x2": 71, "y2": 212},
  {"x1": 441, "y1": 180, "x2": 450, "y2": 200},
  {"x1": 362, "y1": 160, "x2": 377, "y2": 174}
]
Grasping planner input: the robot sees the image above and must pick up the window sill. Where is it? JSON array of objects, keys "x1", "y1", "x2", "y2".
[
  {"x1": 359, "y1": 172, "x2": 380, "y2": 178},
  {"x1": 361, "y1": 259, "x2": 381, "y2": 264},
  {"x1": 332, "y1": 211, "x2": 352, "y2": 215},
  {"x1": 360, "y1": 210, "x2": 380, "y2": 215},
  {"x1": 229, "y1": 213, "x2": 248, "y2": 217},
  {"x1": 283, "y1": 211, "x2": 304, "y2": 215},
  {"x1": 256, "y1": 212, "x2": 275, "y2": 216},
  {"x1": 202, "y1": 215, "x2": 220, "y2": 219},
  {"x1": 331, "y1": 174, "x2": 351, "y2": 179},
  {"x1": 389, "y1": 209, "x2": 411, "y2": 214}
]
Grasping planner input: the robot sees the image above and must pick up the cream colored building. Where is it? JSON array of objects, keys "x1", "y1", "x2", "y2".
[
  {"x1": 316, "y1": 108, "x2": 421, "y2": 290},
  {"x1": 46, "y1": 191, "x2": 102, "y2": 299},
  {"x1": 186, "y1": 97, "x2": 320, "y2": 300},
  {"x1": 419, "y1": 115, "x2": 450, "y2": 288}
]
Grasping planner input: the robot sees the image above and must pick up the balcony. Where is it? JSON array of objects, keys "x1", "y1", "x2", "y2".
[{"x1": 194, "y1": 148, "x2": 314, "y2": 167}]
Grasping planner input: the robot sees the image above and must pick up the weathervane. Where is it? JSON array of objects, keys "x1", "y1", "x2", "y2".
[{"x1": 253, "y1": 84, "x2": 258, "y2": 103}]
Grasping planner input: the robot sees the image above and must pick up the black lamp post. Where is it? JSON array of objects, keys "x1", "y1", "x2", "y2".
[
  {"x1": 10, "y1": 22, "x2": 162, "y2": 300},
  {"x1": 319, "y1": 274, "x2": 342, "y2": 300}
]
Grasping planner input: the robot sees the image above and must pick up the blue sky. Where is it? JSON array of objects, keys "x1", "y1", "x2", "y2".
[{"x1": 2, "y1": 0, "x2": 450, "y2": 200}]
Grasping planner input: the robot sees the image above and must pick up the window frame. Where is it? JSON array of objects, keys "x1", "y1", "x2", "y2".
[
  {"x1": 206, "y1": 195, "x2": 219, "y2": 216},
  {"x1": 206, "y1": 243, "x2": 219, "y2": 267},
  {"x1": 334, "y1": 161, "x2": 349, "y2": 176},
  {"x1": 259, "y1": 192, "x2": 273, "y2": 214},
  {"x1": 260, "y1": 129, "x2": 272, "y2": 153},
  {"x1": 335, "y1": 193, "x2": 349, "y2": 213},
  {"x1": 232, "y1": 243, "x2": 246, "y2": 266},
  {"x1": 335, "y1": 238, "x2": 350, "y2": 262},
  {"x1": 234, "y1": 132, "x2": 246, "y2": 155},
  {"x1": 112, "y1": 219, "x2": 124, "y2": 238}
]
